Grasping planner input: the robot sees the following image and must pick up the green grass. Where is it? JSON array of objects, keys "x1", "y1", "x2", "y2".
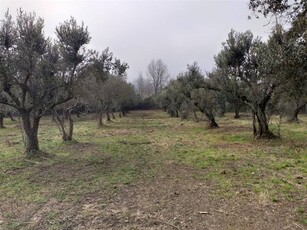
[{"x1": 0, "y1": 110, "x2": 306, "y2": 228}]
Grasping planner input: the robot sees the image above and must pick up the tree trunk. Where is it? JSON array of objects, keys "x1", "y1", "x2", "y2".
[
  {"x1": 252, "y1": 110, "x2": 257, "y2": 137},
  {"x1": 208, "y1": 118, "x2": 219, "y2": 128},
  {"x1": 288, "y1": 102, "x2": 306, "y2": 123},
  {"x1": 51, "y1": 113, "x2": 56, "y2": 122},
  {"x1": 204, "y1": 112, "x2": 219, "y2": 128},
  {"x1": 119, "y1": 112, "x2": 122, "y2": 118},
  {"x1": 195, "y1": 103, "x2": 219, "y2": 129},
  {"x1": 234, "y1": 103, "x2": 241, "y2": 119},
  {"x1": 193, "y1": 110, "x2": 199, "y2": 122},
  {"x1": 253, "y1": 105, "x2": 277, "y2": 139},
  {"x1": 98, "y1": 111, "x2": 104, "y2": 126},
  {"x1": 180, "y1": 110, "x2": 188, "y2": 120},
  {"x1": 0, "y1": 115, "x2": 5, "y2": 128},
  {"x1": 112, "y1": 112, "x2": 115, "y2": 119},
  {"x1": 169, "y1": 109, "x2": 176, "y2": 117},
  {"x1": 7, "y1": 112, "x2": 16, "y2": 121},
  {"x1": 21, "y1": 112, "x2": 40, "y2": 156},
  {"x1": 98, "y1": 102, "x2": 104, "y2": 126},
  {"x1": 66, "y1": 111, "x2": 73, "y2": 141},
  {"x1": 106, "y1": 112, "x2": 111, "y2": 121},
  {"x1": 53, "y1": 109, "x2": 74, "y2": 141}
]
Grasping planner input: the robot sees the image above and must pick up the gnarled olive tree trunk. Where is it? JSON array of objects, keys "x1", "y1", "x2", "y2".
[
  {"x1": 288, "y1": 102, "x2": 306, "y2": 123},
  {"x1": 53, "y1": 108, "x2": 74, "y2": 141},
  {"x1": 20, "y1": 111, "x2": 41, "y2": 156},
  {"x1": 0, "y1": 114, "x2": 5, "y2": 128},
  {"x1": 234, "y1": 102, "x2": 241, "y2": 119},
  {"x1": 195, "y1": 103, "x2": 219, "y2": 128},
  {"x1": 251, "y1": 103, "x2": 277, "y2": 139}
]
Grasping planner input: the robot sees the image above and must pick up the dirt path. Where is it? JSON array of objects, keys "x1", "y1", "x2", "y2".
[{"x1": 29, "y1": 161, "x2": 303, "y2": 230}]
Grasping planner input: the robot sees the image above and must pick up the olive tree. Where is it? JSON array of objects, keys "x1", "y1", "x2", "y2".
[
  {"x1": 0, "y1": 10, "x2": 90, "y2": 155},
  {"x1": 280, "y1": 31, "x2": 307, "y2": 122},
  {"x1": 214, "y1": 28, "x2": 288, "y2": 138}
]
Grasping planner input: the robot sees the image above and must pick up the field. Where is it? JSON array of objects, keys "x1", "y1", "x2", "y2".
[{"x1": 0, "y1": 110, "x2": 306, "y2": 230}]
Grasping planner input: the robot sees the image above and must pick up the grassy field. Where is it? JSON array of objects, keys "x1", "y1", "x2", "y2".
[{"x1": 0, "y1": 110, "x2": 306, "y2": 229}]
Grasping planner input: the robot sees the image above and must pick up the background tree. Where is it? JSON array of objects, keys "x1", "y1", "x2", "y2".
[
  {"x1": 213, "y1": 30, "x2": 253, "y2": 118},
  {"x1": 147, "y1": 59, "x2": 170, "y2": 95},
  {"x1": 82, "y1": 48, "x2": 113, "y2": 126},
  {"x1": 134, "y1": 72, "x2": 154, "y2": 99},
  {"x1": 213, "y1": 28, "x2": 287, "y2": 138},
  {"x1": 83, "y1": 49, "x2": 130, "y2": 125},
  {"x1": 280, "y1": 28, "x2": 307, "y2": 122}
]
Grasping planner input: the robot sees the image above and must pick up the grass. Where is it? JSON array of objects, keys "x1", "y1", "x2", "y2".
[{"x1": 0, "y1": 110, "x2": 306, "y2": 229}]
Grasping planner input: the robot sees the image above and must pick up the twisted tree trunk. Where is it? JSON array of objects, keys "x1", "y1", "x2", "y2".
[
  {"x1": 0, "y1": 114, "x2": 5, "y2": 128},
  {"x1": 288, "y1": 102, "x2": 306, "y2": 123},
  {"x1": 252, "y1": 104, "x2": 277, "y2": 139},
  {"x1": 20, "y1": 111, "x2": 41, "y2": 156},
  {"x1": 234, "y1": 103, "x2": 241, "y2": 119},
  {"x1": 53, "y1": 107, "x2": 74, "y2": 141}
]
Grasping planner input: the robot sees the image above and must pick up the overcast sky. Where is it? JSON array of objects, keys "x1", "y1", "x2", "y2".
[{"x1": 0, "y1": 0, "x2": 272, "y2": 82}]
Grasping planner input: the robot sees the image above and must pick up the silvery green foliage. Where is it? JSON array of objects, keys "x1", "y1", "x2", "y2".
[
  {"x1": 0, "y1": 9, "x2": 90, "y2": 153},
  {"x1": 0, "y1": 10, "x2": 90, "y2": 114}
]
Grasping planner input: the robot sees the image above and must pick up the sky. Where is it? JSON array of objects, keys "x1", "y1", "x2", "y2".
[{"x1": 0, "y1": 0, "x2": 272, "y2": 82}]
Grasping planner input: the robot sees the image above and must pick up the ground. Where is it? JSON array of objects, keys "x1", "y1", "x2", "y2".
[{"x1": 0, "y1": 110, "x2": 306, "y2": 230}]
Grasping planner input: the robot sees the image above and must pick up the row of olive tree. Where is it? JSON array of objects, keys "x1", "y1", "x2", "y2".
[
  {"x1": 0, "y1": 10, "x2": 136, "y2": 156},
  {"x1": 159, "y1": 24, "x2": 306, "y2": 139},
  {"x1": 0, "y1": 10, "x2": 89, "y2": 155}
]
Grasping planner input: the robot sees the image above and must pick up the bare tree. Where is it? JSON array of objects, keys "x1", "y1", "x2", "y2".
[
  {"x1": 147, "y1": 59, "x2": 169, "y2": 95},
  {"x1": 134, "y1": 72, "x2": 154, "y2": 99}
]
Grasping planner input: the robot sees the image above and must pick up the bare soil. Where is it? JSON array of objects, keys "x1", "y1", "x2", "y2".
[{"x1": 27, "y1": 161, "x2": 304, "y2": 230}]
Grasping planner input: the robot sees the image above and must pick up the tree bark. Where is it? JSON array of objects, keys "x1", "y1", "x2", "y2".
[
  {"x1": 288, "y1": 102, "x2": 306, "y2": 123},
  {"x1": 106, "y1": 112, "x2": 111, "y2": 121},
  {"x1": 98, "y1": 111, "x2": 104, "y2": 126},
  {"x1": 204, "y1": 111, "x2": 219, "y2": 128},
  {"x1": 180, "y1": 110, "x2": 188, "y2": 120},
  {"x1": 195, "y1": 103, "x2": 219, "y2": 128},
  {"x1": 66, "y1": 111, "x2": 73, "y2": 141},
  {"x1": 208, "y1": 118, "x2": 219, "y2": 128},
  {"x1": 21, "y1": 112, "x2": 40, "y2": 156},
  {"x1": 193, "y1": 110, "x2": 199, "y2": 122},
  {"x1": 7, "y1": 112, "x2": 16, "y2": 121},
  {"x1": 234, "y1": 103, "x2": 241, "y2": 119},
  {"x1": 98, "y1": 102, "x2": 104, "y2": 126},
  {"x1": 0, "y1": 114, "x2": 5, "y2": 128},
  {"x1": 253, "y1": 105, "x2": 277, "y2": 139},
  {"x1": 53, "y1": 108, "x2": 74, "y2": 141}
]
